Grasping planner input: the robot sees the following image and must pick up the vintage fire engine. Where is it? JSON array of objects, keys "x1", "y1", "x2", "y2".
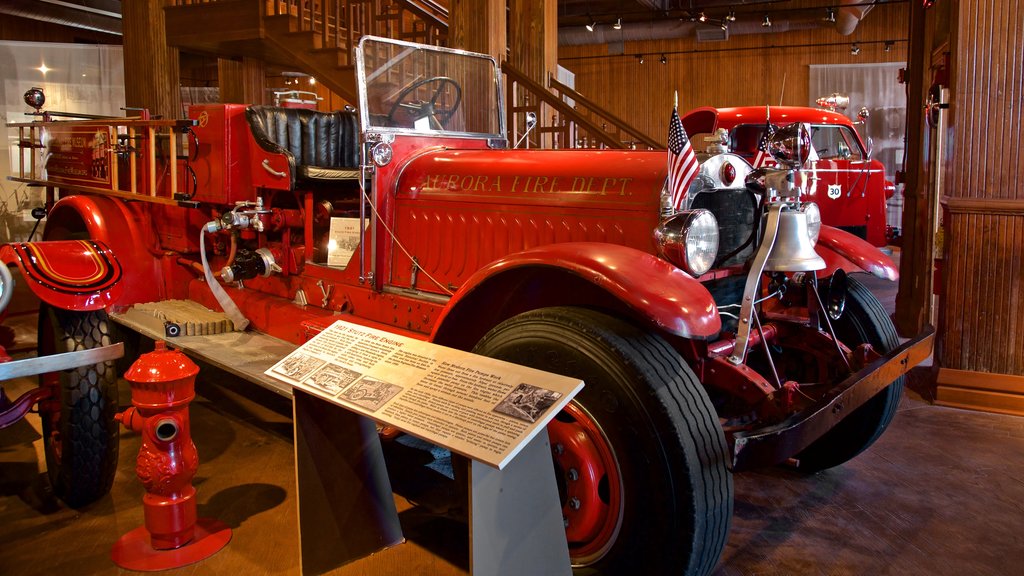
[
  {"x1": 5, "y1": 37, "x2": 932, "y2": 575},
  {"x1": 682, "y1": 102, "x2": 898, "y2": 246}
]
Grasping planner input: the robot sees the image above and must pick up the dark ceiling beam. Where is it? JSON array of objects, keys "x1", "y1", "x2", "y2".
[{"x1": 0, "y1": 0, "x2": 122, "y2": 36}]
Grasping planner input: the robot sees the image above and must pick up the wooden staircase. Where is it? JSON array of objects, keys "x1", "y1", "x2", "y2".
[
  {"x1": 163, "y1": 0, "x2": 659, "y2": 149},
  {"x1": 164, "y1": 0, "x2": 448, "y2": 103}
]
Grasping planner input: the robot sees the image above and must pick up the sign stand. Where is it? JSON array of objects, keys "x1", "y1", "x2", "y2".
[
  {"x1": 293, "y1": 389, "x2": 572, "y2": 576},
  {"x1": 469, "y1": 436, "x2": 571, "y2": 576},
  {"x1": 274, "y1": 321, "x2": 582, "y2": 576},
  {"x1": 293, "y1": 390, "x2": 403, "y2": 576}
]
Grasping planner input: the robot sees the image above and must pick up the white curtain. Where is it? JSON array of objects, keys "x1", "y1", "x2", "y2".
[
  {"x1": 0, "y1": 41, "x2": 124, "y2": 242},
  {"x1": 809, "y1": 62, "x2": 906, "y2": 231}
]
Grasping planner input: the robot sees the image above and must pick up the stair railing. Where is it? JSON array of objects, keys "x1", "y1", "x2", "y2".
[{"x1": 548, "y1": 75, "x2": 662, "y2": 150}]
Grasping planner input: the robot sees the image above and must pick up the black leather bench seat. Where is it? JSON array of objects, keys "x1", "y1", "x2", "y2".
[{"x1": 246, "y1": 105, "x2": 360, "y2": 188}]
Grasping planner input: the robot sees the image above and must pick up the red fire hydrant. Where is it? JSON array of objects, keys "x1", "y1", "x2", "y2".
[{"x1": 111, "y1": 341, "x2": 231, "y2": 571}]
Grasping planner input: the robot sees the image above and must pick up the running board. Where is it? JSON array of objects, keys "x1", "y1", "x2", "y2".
[{"x1": 111, "y1": 307, "x2": 297, "y2": 398}]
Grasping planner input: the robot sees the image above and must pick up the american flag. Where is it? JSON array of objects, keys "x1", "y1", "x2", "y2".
[
  {"x1": 667, "y1": 104, "x2": 699, "y2": 212},
  {"x1": 751, "y1": 108, "x2": 776, "y2": 169}
]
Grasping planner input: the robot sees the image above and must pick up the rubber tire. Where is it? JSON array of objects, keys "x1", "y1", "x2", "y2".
[
  {"x1": 39, "y1": 306, "x2": 119, "y2": 508},
  {"x1": 473, "y1": 307, "x2": 732, "y2": 576},
  {"x1": 795, "y1": 275, "x2": 903, "y2": 473}
]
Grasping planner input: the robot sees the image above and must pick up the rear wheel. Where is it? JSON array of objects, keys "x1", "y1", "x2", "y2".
[
  {"x1": 796, "y1": 275, "x2": 903, "y2": 473},
  {"x1": 473, "y1": 307, "x2": 732, "y2": 576},
  {"x1": 39, "y1": 306, "x2": 119, "y2": 508}
]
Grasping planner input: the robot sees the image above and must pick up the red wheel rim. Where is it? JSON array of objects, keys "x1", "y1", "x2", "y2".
[{"x1": 547, "y1": 401, "x2": 623, "y2": 564}]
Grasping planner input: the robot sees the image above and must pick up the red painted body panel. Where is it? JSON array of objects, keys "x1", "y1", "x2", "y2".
[
  {"x1": 188, "y1": 104, "x2": 276, "y2": 204},
  {"x1": 391, "y1": 148, "x2": 665, "y2": 294},
  {"x1": 432, "y1": 242, "x2": 721, "y2": 340},
  {"x1": 0, "y1": 240, "x2": 123, "y2": 311},
  {"x1": 802, "y1": 158, "x2": 890, "y2": 246}
]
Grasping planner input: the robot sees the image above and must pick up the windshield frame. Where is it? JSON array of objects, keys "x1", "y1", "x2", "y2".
[{"x1": 355, "y1": 35, "x2": 505, "y2": 140}]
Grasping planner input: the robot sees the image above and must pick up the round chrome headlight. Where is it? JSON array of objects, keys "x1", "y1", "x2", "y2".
[
  {"x1": 803, "y1": 201, "x2": 821, "y2": 245},
  {"x1": 654, "y1": 209, "x2": 719, "y2": 276}
]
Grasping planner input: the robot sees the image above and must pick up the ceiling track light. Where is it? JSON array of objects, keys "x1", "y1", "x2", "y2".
[
  {"x1": 721, "y1": 21, "x2": 729, "y2": 31},
  {"x1": 660, "y1": 54, "x2": 667, "y2": 64},
  {"x1": 637, "y1": 54, "x2": 645, "y2": 64},
  {"x1": 823, "y1": 7, "x2": 836, "y2": 23},
  {"x1": 884, "y1": 40, "x2": 894, "y2": 52},
  {"x1": 585, "y1": 20, "x2": 596, "y2": 32},
  {"x1": 613, "y1": 17, "x2": 622, "y2": 30},
  {"x1": 850, "y1": 42, "x2": 861, "y2": 55},
  {"x1": 762, "y1": 13, "x2": 772, "y2": 27},
  {"x1": 698, "y1": 11, "x2": 707, "y2": 22},
  {"x1": 726, "y1": 11, "x2": 736, "y2": 22}
]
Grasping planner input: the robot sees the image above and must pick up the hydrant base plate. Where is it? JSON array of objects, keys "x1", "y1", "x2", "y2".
[{"x1": 111, "y1": 517, "x2": 232, "y2": 571}]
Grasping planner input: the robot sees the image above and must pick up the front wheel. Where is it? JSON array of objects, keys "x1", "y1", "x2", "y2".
[
  {"x1": 795, "y1": 275, "x2": 904, "y2": 473},
  {"x1": 39, "y1": 306, "x2": 119, "y2": 508},
  {"x1": 473, "y1": 307, "x2": 732, "y2": 576}
]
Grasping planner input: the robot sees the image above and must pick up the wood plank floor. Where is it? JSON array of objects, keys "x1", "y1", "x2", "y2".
[{"x1": 2, "y1": 270, "x2": 1023, "y2": 575}]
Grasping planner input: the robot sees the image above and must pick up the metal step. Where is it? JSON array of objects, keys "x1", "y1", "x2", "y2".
[{"x1": 111, "y1": 306, "x2": 297, "y2": 398}]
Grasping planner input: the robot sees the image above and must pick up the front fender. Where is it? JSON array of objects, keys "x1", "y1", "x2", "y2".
[
  {"x1": 431, "y1": 242, "x2": 721, "y2": 350},
  {"x1": 44, "y1": 194, "x2": 162, "y2": 305},
  {"x1": 0, "y1": 240, "x2": 123, "y2": 311},
  {"x1": 816, "y1": 226, "x2": 898, "y2": 281}
]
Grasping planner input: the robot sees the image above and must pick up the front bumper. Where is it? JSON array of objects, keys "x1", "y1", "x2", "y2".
[{"x1": 730, "y1": 325, "x2": 935, "y2": 471}]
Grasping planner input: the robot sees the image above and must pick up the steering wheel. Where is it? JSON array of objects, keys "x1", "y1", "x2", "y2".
[{"x1": 387, "y1": 77, "x2": 462, "y2": 129}]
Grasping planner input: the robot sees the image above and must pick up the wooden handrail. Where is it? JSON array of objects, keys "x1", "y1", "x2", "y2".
[
  {"x1": 502, "y1": 62, "x2": 625, "y2": 149},
  {"x1": 396, "y1": 0, "x2": 448, "y2": 28},
  {"x1": 549, "y1": 75, "x2": 662, "y2": 150}
]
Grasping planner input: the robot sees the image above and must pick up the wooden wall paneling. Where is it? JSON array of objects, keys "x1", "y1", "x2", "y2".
[
  {"x1": 938, "y1": 0, "x2": 1024, "y2": 387},
  {"x1": 122, "y1": 0, "x2": 181, "y2": 119},
  {"x1": 506, "y1": 0, "x2": 557, "y2": 146},
  {"x1": 941, "y1": 202, "x2": 1024, "y2": 372},
  {"x1": 557, "y1": 3, "x2": 909, "y2": 142},
  {"x1": 449, "y1": 0, "x2": 506, "y2": 136},
  {"x1": 449, "y1": 0, "x2": 506, "y2": 62},
  {"x1": 218, "y1": 57, "x2": 267, "y2": 105},
  {"x1": 938, "y1": 203, "x2": 1024, "y2": 411},
  {"x1": 241, "y1": 57, "x2": 268, "y2": 105},
  {"x1": 218, "y1": 58, "x2": 244, "y2": 104},
  {"x1": 508, "y1": 0, "x2": 557, "y2": 86}
]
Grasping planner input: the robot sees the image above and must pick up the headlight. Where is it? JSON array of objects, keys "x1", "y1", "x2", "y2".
[
  {"x1": 654, "y1": 209, "x2": 719, "y2": 276},
  {"x1": 803, "y1": 201, "x2": 821, "y2": 245}
]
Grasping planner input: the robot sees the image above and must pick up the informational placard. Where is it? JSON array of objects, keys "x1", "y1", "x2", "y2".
[
  {"x1": 265, "y1": 320, "x2": 583, "y2": 469},
  {"x1": 43, "y1": 124, "x2": 114, "y2": 188},
  {"x1": 326, "y1": 218, "x2": 362, "y2": 268}
]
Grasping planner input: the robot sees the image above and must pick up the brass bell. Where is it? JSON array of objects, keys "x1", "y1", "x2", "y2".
[{"x1": 764, "y1": 209, "x2": 826, "y2": 272}]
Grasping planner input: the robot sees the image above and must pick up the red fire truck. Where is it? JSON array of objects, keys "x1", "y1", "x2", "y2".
[
  {"x1": 4, "y1": 37, "x2": 932, "y2": 575},
  {"x1": 683, "y1": 104, "x2": 897, "y2": 246}
]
